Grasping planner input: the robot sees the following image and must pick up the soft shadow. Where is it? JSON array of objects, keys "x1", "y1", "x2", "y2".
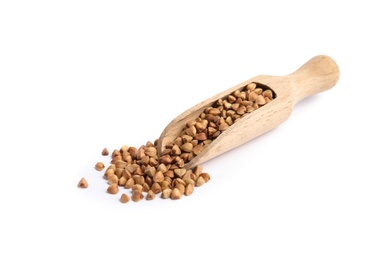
[{"x1": 293, "y1": 95, "x2": 320, "y2": 111}]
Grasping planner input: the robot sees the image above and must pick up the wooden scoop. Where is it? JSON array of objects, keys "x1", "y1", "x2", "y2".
[{"x1": 157, "y1": 55, "x2": 340, "y2": 169}]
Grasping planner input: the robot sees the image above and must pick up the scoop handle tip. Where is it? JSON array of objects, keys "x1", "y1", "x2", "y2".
[{"x1": 290, "y1": 55, "x2": 340, "y2": 104}]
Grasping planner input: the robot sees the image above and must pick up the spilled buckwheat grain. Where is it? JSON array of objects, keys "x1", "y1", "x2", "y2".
[
  {"x1": 83, "y1": 82, "x2": 274, "y2": 202},
  {"x1": 78, "y1": 178, "x2": 88, "y2": 188}
]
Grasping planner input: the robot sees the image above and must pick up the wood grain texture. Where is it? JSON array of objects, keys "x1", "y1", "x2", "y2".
[{"x1": 157, "y1": 55, "x2": 340, "y2": 169}]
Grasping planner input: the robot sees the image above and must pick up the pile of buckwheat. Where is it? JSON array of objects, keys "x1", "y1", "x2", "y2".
[{"x1": 78, "y1": 82, "x2": 274, "y2": 203}]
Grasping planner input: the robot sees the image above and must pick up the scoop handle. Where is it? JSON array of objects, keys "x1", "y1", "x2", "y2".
[{"x1": 289, "y1": 55, "x2": 340, "y2": 104}]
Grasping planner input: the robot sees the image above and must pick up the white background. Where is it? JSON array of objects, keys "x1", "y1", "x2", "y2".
[{"x1": 1, "y1": 1, "x2": 389, "y2": 259}]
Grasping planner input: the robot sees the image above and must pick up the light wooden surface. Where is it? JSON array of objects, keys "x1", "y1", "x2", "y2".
[{"x1": 158, "y1": 55, "x2": 340, "y2": 169}]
